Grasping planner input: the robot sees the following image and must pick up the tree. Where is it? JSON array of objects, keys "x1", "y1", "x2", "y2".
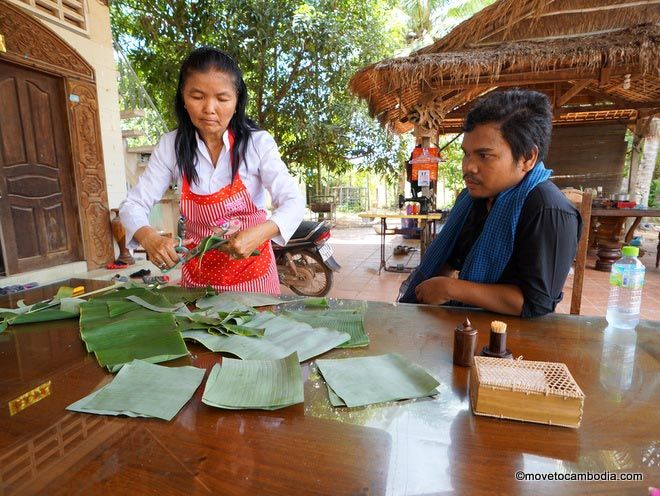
[
  {"x1": 437, "y1": 135, "x2": 464, "y2": 197},
  {"x1": 629, "y1": 118, "x2": 660, "y2": 207},
  {"x1": 111, "y1": 0, "x2": 408, "y2": 193}
]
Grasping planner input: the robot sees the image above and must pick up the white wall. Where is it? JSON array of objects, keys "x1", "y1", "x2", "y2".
[{"x1": 8, "y1": 0, "x2": 127, "y2": 208}]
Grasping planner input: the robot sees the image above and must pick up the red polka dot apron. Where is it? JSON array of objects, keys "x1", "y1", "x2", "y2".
[{"x1": 179, "y1": 134, "x2": 280, "y2": 295}]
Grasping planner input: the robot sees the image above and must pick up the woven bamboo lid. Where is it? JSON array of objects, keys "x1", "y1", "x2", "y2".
[{"x1": 473, "y1": 356, "x2": 585, "y2": 399}]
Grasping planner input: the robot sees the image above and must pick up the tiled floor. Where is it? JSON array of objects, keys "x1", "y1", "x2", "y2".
[{"x1": 322, "y1": 225, "x2": 660, "y2": 322}]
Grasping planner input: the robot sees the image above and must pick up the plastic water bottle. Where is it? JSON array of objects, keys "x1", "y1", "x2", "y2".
[
  {"x1": 606, "y1": 246, "x2": 645, "y2": 328},
  {"x1": 600, "y1": 326, "x2": 637, "y2": 399}
]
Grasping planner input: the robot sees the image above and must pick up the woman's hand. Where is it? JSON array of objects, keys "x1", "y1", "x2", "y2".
[
  {"x1": 134, "y1": 226, "x2": 180, "y2": 269},
  {"x1": 224, "y1": 221, "x2": 279, "y2": 259}
]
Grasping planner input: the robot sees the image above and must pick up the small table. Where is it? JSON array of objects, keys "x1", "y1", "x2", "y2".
[
  {"x1": 590, "y1": 208, "x2": 660, "y2": 271},
  {"x1": 359, "y1": 212, "x2": 444, "y2": 274}
]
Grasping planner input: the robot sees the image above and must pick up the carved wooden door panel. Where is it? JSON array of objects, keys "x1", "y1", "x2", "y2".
[{"x1": 0, "y1": 61, "x2": 82, "y2": 274}]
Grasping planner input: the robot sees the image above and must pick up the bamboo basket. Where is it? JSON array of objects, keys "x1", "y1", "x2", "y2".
[{"x1": 470, "y1": 356, "x2": 585, "y2": 428}]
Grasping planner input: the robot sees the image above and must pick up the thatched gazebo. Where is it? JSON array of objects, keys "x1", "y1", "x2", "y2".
[{"x1": 349, "y1": 0, "x2": 660, "y2": 195}]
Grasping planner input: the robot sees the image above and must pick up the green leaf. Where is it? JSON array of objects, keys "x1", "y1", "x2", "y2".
[
  {"x1": 201, "y1": 353, "x2": 304, "y2": 410},
  {"x1": 284, "y1": 309, "x2": 369, "y2": 348},
  {"x1": 11, "y1": 309, "x2": 79, "y2": 325},
  {"x1": 126, "y1": 295, "x2": 185, "y2": 313},
  {"x1": 304, "y1": 297, "x2": 329, "y2": 308},
  {"x1": 79, "y1": 299, "x2": 187, "y2": 371},
  {"x1": 316, "y1": 353, "x2": 440, "y2": 408},
  {"x1": 67, "y1": 359, "x2": 205, "y2": 420},
  {"x1": 221, "y1": 323, "x2": 265, "y2": 337},
  {"x1": 158, "y1": 286, "x2": 212, "y2": 305},
  {"x1": 184, "y1": 310, "x2": 349, "y2": 362}
]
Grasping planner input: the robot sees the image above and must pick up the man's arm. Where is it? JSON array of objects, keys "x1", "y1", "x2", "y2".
[{"x1": 415, "y1": 276, "x2": 524, "y2": 315}]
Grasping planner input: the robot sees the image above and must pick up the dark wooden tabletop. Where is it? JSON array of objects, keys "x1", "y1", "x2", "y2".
[
  {"x1": 591, "y1": 207, "x2": 660, "y2": 217},
  {"x1": 1, "y1": 281, "x2": 658, "y2": 495}
]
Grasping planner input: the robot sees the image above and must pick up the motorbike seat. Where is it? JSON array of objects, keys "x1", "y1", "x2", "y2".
[{"x1": 291, "y1": 221, "x2": 323, "y2": 241}]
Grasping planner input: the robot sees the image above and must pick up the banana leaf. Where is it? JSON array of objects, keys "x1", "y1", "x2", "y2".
[
  {"x1": 283, "y1": 309, "x2": 369, "y2": 348},
  {"x1": 316, "y1": 353, "x2": 440, "y2": 408},
  {"x1": 196, "y1": 292, "x2": 311, "y2": 309},
  {"x1": 304, "y1": 297, "x2": 329, "y2": 308},
  {"x1": 183, "y1": 330, "x2": 287, "y2": 358},
  {"x1": 196, "y1": 294, "x2": 257, "y2": 312},
  {"x1": 11, "y1": 309, "x2": 79, "y2": 324},
  {"x1": 67, "y1": 359, "x2": 205, "y2": 420},
  {"x1": 0, "y1": 285, "x2": 122, "y2": 331},
  {"x1": 92, "y1": 287, "x2": 171, "y2": 304},
  {"x1": 102, "y1": 289, "x2": 176, "y2": 318},
  {"x1": 126, "y1": 295, "x2": 185, "y2": 313},
  {"x1": 0, "y1": 296, "x2": 87, "y2": 328},
  {"x1": 175, "y1": 310, "x2": 264, "y2": 337},
  {"x1": 158, "y1": 286, "x2": 213, "y2": 305},
  {"x1": 79, "y1": 299, "x2": 187, "y2": 371},
  {"x1": 186, "y1": 311, "x2": 349, "y2": 362},
  {"x1": 106, "y1": 300, "x2": 141, "y2": 318},
  {"x1": 218, "y1": 322, "x2": 265, "y2": 337},
  {"x1": 201, "y1": 352, "x2": 304, "y2": 410},
  {"x1": 175, "y1": 317, "x2": 218, "y2": 333}
]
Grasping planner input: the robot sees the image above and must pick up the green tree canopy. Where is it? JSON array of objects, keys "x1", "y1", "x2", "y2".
[{"x1": 111, "y1": 0, "x2": 410, "y2": 189}]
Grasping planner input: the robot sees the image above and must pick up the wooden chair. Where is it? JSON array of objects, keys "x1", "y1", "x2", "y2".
[{"x1": 561, "y1": 188, "x2": 593, "y2": 315}]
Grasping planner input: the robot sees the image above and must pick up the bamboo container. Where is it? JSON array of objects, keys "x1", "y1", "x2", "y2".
[
  {"x1": 470, "y1": 356, "x2": 585, "y2": 428},
  {"x1": 482, "y1": 320, "x2": 512, "y2": 359}
]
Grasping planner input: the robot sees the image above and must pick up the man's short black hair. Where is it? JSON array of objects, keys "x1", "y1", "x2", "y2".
[{"x1": 463, "y1": 89, "x2": 553, "y2": 162}]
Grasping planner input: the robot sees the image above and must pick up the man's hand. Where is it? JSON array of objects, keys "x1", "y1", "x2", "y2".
[
  {"x1": 224, "y1": 221, "x2": 279, "y2": 259},
  {"x1": 415, "y1": 276, "x2": 525, "y2": 316},
  {"x1": 415, "y1": 276, "x2": 455, "y2": 305}
]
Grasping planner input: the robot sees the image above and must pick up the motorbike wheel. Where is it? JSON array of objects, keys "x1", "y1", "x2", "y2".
[{"x1": 281, "y1": 249, "x2": 333, "y2": 297}]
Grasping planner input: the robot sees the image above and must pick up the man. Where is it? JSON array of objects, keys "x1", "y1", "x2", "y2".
[{"x1": 399, "y1": 89, "x2": 580, "y2": 317}]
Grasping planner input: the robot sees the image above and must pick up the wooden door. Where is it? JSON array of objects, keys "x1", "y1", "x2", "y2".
[{"x1": 0, "y1": 61, "x2": 82, "y2": 275}]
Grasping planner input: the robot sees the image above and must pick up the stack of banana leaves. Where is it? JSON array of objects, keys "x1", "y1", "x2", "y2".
[{"x1": 0, "y1": 283, "x2": 369, "y2": 372}]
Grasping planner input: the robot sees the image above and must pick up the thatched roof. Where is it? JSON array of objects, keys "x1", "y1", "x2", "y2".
[{"x1": 349, "y1": 0, "x2": 660, "y2": 134}]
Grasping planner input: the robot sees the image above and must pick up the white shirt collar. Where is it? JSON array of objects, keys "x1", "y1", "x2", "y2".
[{"x1": 194, "y1": 129, "x2": 231, "y2": 166}]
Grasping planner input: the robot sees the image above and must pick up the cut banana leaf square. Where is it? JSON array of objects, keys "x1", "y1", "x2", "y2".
[
  {"x1": 316, "y1": 353, "x2": 440, "y2": 408},
  {"x1": 202, "y1": 352, "x2": 303, "y2": 410},
  {"x1": 67, "y1": 359, "x2": 205, "y2": 420}
]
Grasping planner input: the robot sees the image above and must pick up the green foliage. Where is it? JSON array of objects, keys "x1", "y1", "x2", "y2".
[
  {"x1": 446, "y1": 0, "x2": 495, "y2": 20},
  {"x1": 649, "y1": 179, "x2": 659, "y2": 208},
  {"x1": 111, "y1": 0, "x2": 406, "y2": 192},
  {"x1": 437, "y1": 135, "x2": 464, "y2": 203},
  {"x1": 111, "y1": 0, "x2": 499, "y2": 195}
]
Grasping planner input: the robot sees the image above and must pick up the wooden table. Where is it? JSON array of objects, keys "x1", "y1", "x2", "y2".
[
  {"x1": 1, "y1": 282, "x2": 658, "y2": 495},
  {"x1": 359, "y1": 212, "x2": 444, "y2": 274},
  {"x1": 590, "y1": 208, "x2": 660, "y2": 271}
]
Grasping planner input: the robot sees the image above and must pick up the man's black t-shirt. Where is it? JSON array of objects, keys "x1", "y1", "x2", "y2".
[{"x1": 446, "y1": 180, "x2": 581, "y2": 318}]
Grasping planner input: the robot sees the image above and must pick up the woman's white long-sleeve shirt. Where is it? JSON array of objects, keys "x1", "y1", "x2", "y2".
[{"x1": 119, "y1": 129, "x2": 305, "y2": 247}]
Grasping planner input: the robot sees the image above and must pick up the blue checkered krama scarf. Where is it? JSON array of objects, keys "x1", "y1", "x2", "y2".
[{"x1": 399, "y1": 161, "x2": 552, "y2": 303}]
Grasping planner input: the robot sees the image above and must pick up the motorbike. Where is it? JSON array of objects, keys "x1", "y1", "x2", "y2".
[{"x1": 274, "y1": 220, "x2": 340, "y2": 297}]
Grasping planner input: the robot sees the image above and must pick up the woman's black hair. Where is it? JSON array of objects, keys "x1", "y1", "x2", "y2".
[
  {"x1": 463, "y1": 89, "x2": 553, "y2": 162},
  {"x1": 174, "y1": 47, "x2": 260, "y2": 185}
]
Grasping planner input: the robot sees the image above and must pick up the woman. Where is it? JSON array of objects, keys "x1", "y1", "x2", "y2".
[{"x1": 119, "y1": 47, "x2": 305, "y2": 294}]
